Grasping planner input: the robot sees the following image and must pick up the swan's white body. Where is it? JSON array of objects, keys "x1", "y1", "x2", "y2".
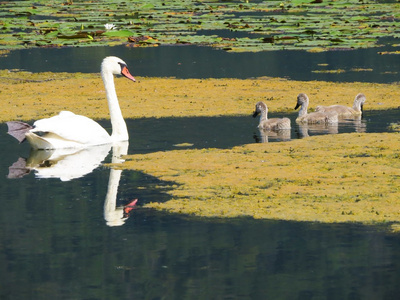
[
  {"x1": 7, "y1": 56, "x2": 135, "y2": 149},
  {"x1": 25, "y1": 111, "x2": 113, "y2": 149}
]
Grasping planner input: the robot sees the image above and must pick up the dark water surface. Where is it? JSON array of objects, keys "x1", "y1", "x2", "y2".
[
  {"x1": 122, "y1": 109, "x2": 400, "y2": 153},
  {"x1": 0, "y1": 43, "x2": 399, "y2": 82},
  {"x1": 1, "y1": 45, "x2": 400, "y2": 299},
  {"x1": 1, "y1": 108, "x2": 400, "y2": 299}
]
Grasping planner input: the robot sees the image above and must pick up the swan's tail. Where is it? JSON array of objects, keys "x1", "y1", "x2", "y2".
[{"x1": 6, "y1": 121, "x2": 33, "y2": 143}]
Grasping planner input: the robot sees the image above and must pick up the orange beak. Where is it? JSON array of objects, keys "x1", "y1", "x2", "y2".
[
  {"x1": 123, "y1": 199, "x2": 138, "y2": 217},
  {"x1": 121, "y1": 66, "x2": 136, "y2": 82}
]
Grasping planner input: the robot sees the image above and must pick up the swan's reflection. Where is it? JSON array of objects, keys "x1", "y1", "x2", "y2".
[
  {"x1": 8, "y1": 144, "x2": 112, "y2": 181},
  {"x1": 8, "y1": 142, "x2": 136, "y2": 227},
  {"x1": 255, "y1": 128, "x2": 291, "y2": 143},
  {"x1": 296, "y1": 116, "x2": 366, "y2": 138},
  {"x1": 296, "y1": 122, "x2": 338, "y2": 138},
  {"x1": 103, "y1": 142, "x2": 138, "y2": 227},
  {"x1": 254, "y1": 116, "x2": 366, "y2": 142},
  {"x1": 340, "y1": 115, "x2": 367, "y2": 133}
]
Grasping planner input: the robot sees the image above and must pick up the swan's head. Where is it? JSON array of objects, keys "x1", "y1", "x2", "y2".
[
  {"x1": 295, "y1": 93, "x2": 309, "y2": 110},
  {"x1": 253, "y1": 101, "x2": 267, "y2": 118},
  {"x1": 101, "y1": 56, "x2": 136, "y2": 82},
  {"x1": 105, "y1": 199, "x2": 137, "y2": 227}
]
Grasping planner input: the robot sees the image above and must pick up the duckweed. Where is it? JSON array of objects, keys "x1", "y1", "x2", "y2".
[
  {"x1": 1, "y1": 71, "x2": 400, "y2": 122},
  {"x1": 2, "y1": 71, "x2": 400, "y2": 227},
  {"x1": 123, "y1": 133, "x2": 400, "y2": 225}
]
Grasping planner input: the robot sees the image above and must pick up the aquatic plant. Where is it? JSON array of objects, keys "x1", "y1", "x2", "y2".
[
  {"x1": 1, "y1": 71, "x2": 399, "y2": 121},
  {"x1": 3, "y1": 72, "x2": 400, "y2": 227},
  {"x1": 1, "y1": 0, "x2": 400, "y2": 52},
  {"x1": 125, "y1": 132, "x2": 400, "y2": 226}
]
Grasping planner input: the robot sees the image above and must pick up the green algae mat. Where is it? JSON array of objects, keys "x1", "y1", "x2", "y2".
[
  {"x1": 1, "y1": 0, "x2": 400, "y2": 53},
  {"x1": 2, "y1": 72, "x2": 400, "y2": 229},
  {"x1": 127, "y1": 133, "x2": 400, "y2": 226}
]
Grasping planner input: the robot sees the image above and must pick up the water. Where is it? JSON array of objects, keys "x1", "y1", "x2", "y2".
[
  {"x1": 0, "y1": 43, "x2": 399, "y2": 83},
  {"x1": 1, "y1": 108, "x2": 399, "y2": 298},
  {"x1": 123, "y1": 109, "x2": 399, "y2": 153},
  {"x1": 2, "y1": 130, "x2": 400, "y2": 299},
  {"x1": 1, "y1": 45, "x2": 400, "y2": 299},
  {"x1": 2, "y1": 204, "x2": 400, "y2": 299}
]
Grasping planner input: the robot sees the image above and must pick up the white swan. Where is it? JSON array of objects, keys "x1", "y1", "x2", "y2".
[{"x1": 6, "y1": 56, "x2": 135, "y2": 149}]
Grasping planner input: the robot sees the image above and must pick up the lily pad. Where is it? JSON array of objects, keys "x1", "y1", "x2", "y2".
[
  {"x1": 102, "y1": 30, "x2": 135, "y2": 37},
  {"x1": 0, "y1": 0, "x2": 399, "y2": 52}
]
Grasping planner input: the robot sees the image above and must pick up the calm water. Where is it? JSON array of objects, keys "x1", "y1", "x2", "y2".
[
  {"x1": 1, "y1": 45, "x2": 400, "y2": 299},
  {"x1": 1, "y1": 108, "x2": 400, "y2": 299},
  {"x1": 125, "y1": 109, "x2": 399, "y2": 153},
  {"x1": 0, "y1": 43, "x2": 399, "y2": 82}
]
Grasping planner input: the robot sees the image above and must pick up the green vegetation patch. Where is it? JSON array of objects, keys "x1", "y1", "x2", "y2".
[
  {"x1": 122, "y1": 132, "x2": 400, "y2": 229},
  {"x1": 1, "y1": 0, "x2": 400, "y2": 52},
  {"x1": 1, "y1": 71, "x2": 400, "y2": 122},
  {"x1": 3, "y1": 72, "x2": 400, "y2": 229}
]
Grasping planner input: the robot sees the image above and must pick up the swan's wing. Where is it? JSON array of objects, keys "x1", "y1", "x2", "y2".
[
  {"x1": 32, "y1": 111, "x2": 111, "y2": 145},
  {"x1": 315, "y1": 105, "x2": 352, "y2": 115}
]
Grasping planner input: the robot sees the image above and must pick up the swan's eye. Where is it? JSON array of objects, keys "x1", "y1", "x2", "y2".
[
  {"x1": 119, "y1": 62, "x2": 136, "y2": 82},
  {"x1": 118, "y1": 62, "x2": 127, "y2": 72}
]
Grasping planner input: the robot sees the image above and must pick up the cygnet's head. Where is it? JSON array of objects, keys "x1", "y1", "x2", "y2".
[
  {"x1": 253, "y1": 101, "x2": 268, "y2": 118},
  {"x1": 295, "y1": 93, "x2": 309, "y2": 110}
]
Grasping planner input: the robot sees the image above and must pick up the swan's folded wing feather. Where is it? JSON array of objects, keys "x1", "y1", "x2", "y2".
[
  {"x1": 315, "y1": 105, "x2": 354, "y2": 115},
  {"x1": 32, "y1": 111, "x2": 111, "y2": 145}
]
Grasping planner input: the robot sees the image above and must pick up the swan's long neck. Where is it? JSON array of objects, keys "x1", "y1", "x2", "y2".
[
  {"x1": 260, "y1": 107, "x2": 268, "y2": 121},
  {"x1": 102, "y1": 71, "x2": 128, "y2": 141},
  {"x1": 298, "y1": 100, "x2": 308, "y2": 117},
  {"x1": 352, "y1": 97, "x2": 362, "y2": 112}
]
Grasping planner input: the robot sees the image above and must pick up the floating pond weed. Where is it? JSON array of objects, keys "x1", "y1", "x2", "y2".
[
  {"x1": 1, "y1": 0, "x2": 400, "y2": 51},
  {"x1": 2, "y1": 73, "x2": 400, "y2": 227}
]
